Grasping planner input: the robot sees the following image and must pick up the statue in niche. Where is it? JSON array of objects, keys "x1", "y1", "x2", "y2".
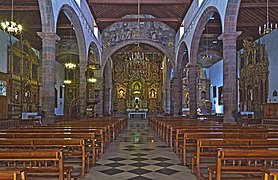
[
  {"x1": 14, "y1": 90, "x2": 19, "y2": 103},
  {"x1": 134, "y1": 83, "x2": 140, "y2": 91},
  {"x1": 134, "y1": 98, "x2": 140, "y2": 109},
  {"x1": 150, "y1": 89, "x2": 156, "y2": 98},
  {"x1": 118, "y1": 89, "x2": 125, "y2": 99}
]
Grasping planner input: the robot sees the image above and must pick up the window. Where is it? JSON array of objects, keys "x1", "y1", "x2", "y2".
[
  {"x1": 0, "y1": 80, "x2": 7, "y2": 96},
  {"x1": 198, "y1": 0, "x2": 204, "y2": 7},
  {"x1": 75, "y1": 0, "x2": 80, "y2": 7},
  {"x1": 213, "y1": 86, "x2": 216, "y2": 98}
]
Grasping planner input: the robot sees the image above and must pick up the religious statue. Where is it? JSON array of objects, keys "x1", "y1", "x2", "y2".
[
  {"x1": 134, "y1": 82, "x2": 140, "y2": 90},
  {"x1": 118, "y1": 89, "x2": 125, "y2": 99},
  {"x1": 150, "y1": 89, "x2": 156, "y2": 98}
]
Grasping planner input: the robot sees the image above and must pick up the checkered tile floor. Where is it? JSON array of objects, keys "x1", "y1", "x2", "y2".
[{"x1": 84, "y1": 121, "x2": 196, "y2": 180}]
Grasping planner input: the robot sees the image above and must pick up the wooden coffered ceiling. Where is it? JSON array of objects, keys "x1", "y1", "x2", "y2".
[
  {"x1": 0, "y1": 0, "x2": 42, "y2": 49},
  {"x1": 0, "y1": 0, "x2": 277, "y2": 53},
  {"x1": 87, "y1": 0, "x2": 192, "y2": 32}
]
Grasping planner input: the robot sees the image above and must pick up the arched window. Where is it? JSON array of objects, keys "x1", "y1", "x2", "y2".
[{"x1": 198, "y1": 0, "x2": 205, "y2": 7}]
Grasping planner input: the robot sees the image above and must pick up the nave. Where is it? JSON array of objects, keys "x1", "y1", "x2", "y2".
[
  {"x1": 0, "y1": 116, "x2": 278, "y2": 180},
  {"x1": 85, "y1": 122, "x2": 196, "y2": 180}
]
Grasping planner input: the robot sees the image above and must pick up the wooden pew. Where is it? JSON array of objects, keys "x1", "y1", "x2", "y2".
[
  {"x1": 211, "y1": 149, "x2": 278, "y2": 180},
  {"x1": 0, "y1": 168, "x2": 27, "y2": 180},
  {"x1": 0, "y1": 128, "x2": 105, "y2": 155},
  {"x1": 261, "y1": 167, "x2": 278, "y2": 180},
  {"x1": 262, "y1": 118, "x2": 278, "y2": 129},
  {"x1": 181, "y1": 132, "x2": 268, "y2": 166},
  {"x1": 0, "y1": 132, "x2": 97, "y2": 166},
  {"x1": 0, "y1": 138, "x2": 91, "y2": 178},
  {"x1": 175, "y1": 127, "x2": 268, "y2": 154},
  {"x1": 0, "y1": 149, "x2": 72, "y2": 180},
  {"x1": 193, "y1": 139, "x2": 278, "y2": 179}
]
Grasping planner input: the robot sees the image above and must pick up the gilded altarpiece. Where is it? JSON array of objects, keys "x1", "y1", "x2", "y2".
[
  {"x1": 113, "y1": 53, "x2": 162, "y2": 114},
  {"x1": 9, "y1": 40, "x2": 41, "y2": 119},
  {"x1": 239, "y1": 40, "x2": 269, "y2": 118},
  {"x1": 182, "y1": 65, "x2": 210, "y2": 114}
]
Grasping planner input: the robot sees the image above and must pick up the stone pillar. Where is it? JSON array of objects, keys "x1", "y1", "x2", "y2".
[
  {"x1": 188, "y1": 63, "x2": 198, "y2": 119},
  {"x1": 37, "y1": 32, "x2": 60, "y2": 124},
  {"x1": 171, "y1": 76, "x2": 182, "y2": 116},
  {"x1": 103, "y1": 86, "x2": 111, "y2": 116},
  {"x1": 79, "y1": 61, "x2": 87, "y2": 118},
  {"x1": 95, "y1": 88, "x2": 103, "y2": 117},
  {"x1": 165, "y1": 87, "x2": 171, "y2": 114},
  {"x1": 218, "y1": 31, "x2": 241, "y2": 123}
]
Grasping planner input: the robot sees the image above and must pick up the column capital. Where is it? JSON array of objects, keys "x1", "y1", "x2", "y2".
[
  {"x1": 218, "y1": 31, "x2": 242, "y2": 41},
  {"x1": 37, "y1": 32, "x2": 60, "y2": 41}
]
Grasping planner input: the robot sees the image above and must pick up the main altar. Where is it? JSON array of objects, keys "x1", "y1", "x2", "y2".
[
  {"x1": 112, "y1": 44, "x2": 163, "y2": 116},
  {"x1": 126, "y1": 108, "x2": 148, "y2": 119}
]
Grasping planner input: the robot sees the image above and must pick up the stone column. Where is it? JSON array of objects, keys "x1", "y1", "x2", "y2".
[
  {"x1": 79, "y1": 61, "x2": 87, "y2": 118},
  {"x1": 103, "y1": 86, "x2": 111, "y2": 116},
  {"x1": 218, "y1": 31, "x2": 241, "y2": 123},
  {"x1": 37, "y1": 32, "x2": 60, "y2": 124},
  {"x1": 188, "y1": 63, "x2": 198, "y2": 119},
  {"x1": 165, "y1": 87, "x2": 171, "y2": 114},
  {"x1": 171, "y1": 76, "x2": 182, "y2": 116},
  {"x1": 95, "y1": 88, "x2": 103, "y2": 117}
]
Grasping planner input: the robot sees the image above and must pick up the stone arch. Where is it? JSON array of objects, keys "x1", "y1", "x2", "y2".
[
  {"x1": 88, "y1": 42, "x2": 101, "y2": 65},
  {"x1": 102, "y1": 39, "x2": 174, "y2": 73},
  {"x1": 55, "y1": 5, "x2": 88, "y2": 116},
  {"x1": 176, "y1": 41, "x2": 189, "y2": 77},
  {"x1": 87, "y1": 41, "x2": 102, "y2": 66},
  {"x1": 57, "y1": 5, "x2": 86, "y2": 65},
  {"x1": 103, "y1": 60, "x2": 113, "y2": 116},
  {"x1": 190, "y1": 6, "x2": 222, "y2": 65},
  {"x1": 224, "y1": 0, "x2": 241, "y2": 32},
  {"x1": 38, "y1": 0, "x2": 55, "y2": 32}
]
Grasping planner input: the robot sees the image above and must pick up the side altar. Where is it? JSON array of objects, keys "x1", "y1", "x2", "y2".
[{"x1": 126, "y1": 108, "x2": 148, "y2": 119}]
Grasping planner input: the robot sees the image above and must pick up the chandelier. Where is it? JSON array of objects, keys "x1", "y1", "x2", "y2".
[
  {"x1": 130, "y1": 0, "x2": 143, "y2": 63},
  {"x1": 64, "y1": 25, "x2": 77, "y2": 70},
  {"x1": 202, "y1": 27, "x2": 213, "y2": 62},
  {"x1": 88, "y1": 78, "x2": 97, "y2": 83},
  {"x1": 64, "y1": 62, "x2": 77, "y2": 69},
  {"x1": 0, "y1": 0, "x2": 22, "y2": 35},
  {"x1": 127, "y1": 47, "x2": 149, "y2": 64},
  {"x1": 63, "y1": 80, "x2": 72, "y2": 84},
  {"x1": 258, "y1": 0, "x2": 277, "y2": 36}
]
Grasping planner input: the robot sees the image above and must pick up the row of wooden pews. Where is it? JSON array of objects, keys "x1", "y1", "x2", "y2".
[
  {"x1": 0, "y1": 116, "x2": 127, "y2": 179},
  {"x1": 150, "y1": 117, "x2": 278, "y2": 180}
]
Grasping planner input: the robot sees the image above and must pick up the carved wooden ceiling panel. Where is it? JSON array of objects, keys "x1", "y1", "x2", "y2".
[{"x1": 0, "y1": 0, "x2": 276, "y2": 62}]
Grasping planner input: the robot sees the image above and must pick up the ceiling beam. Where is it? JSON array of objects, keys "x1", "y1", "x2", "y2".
[
  {"x1": 28, "y1": 24, "x2": 73, "y2": 29},
  {"x1": 240, "y1": 2, "x2": 278, "y2": 8},
  {"x1": 97, "y1": 17, "x2": 181, "y2": 23},
  {"x1": 0, "y1": 5, "x2": 39, "y2": 11},
  {"x1": 207, "y1": 22, "x2": 267, "y2": 28},
  {"x1": 89, "y1": 0, "x2": 190, "y2": 5}
]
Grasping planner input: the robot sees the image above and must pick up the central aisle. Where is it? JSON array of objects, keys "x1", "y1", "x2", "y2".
[{"x1": 85, "y1": 122, "x2": 197, "y2": 180}]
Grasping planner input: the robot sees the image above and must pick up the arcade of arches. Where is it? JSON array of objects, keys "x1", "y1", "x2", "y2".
[
  {"x1": 0, "y1": 0, "x2": 278, "y2": 179},
  {"x1": 0, "y1": 0, "x2": 277, "y2": 123}
]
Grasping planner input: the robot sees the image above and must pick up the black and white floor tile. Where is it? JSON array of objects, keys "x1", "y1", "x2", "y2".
[{"x1": 84, "y1": 120, "x2": 196, "y2": 180}]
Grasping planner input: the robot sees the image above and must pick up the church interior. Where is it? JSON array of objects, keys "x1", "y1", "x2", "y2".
[{"x1": 0, "y1": 0, "x2": 278, "y2": 179}]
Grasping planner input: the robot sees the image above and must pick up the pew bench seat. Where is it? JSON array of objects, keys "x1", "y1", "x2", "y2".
[
  {"x1": 208, "y1": 166, "x2": 265, "y2": 180},
  {"x1": 26, "y1": 167, "x2": 72, "y2": 180},
  {"x1": 0, "y1": 167, "x2": 27, "y2": 180}
]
